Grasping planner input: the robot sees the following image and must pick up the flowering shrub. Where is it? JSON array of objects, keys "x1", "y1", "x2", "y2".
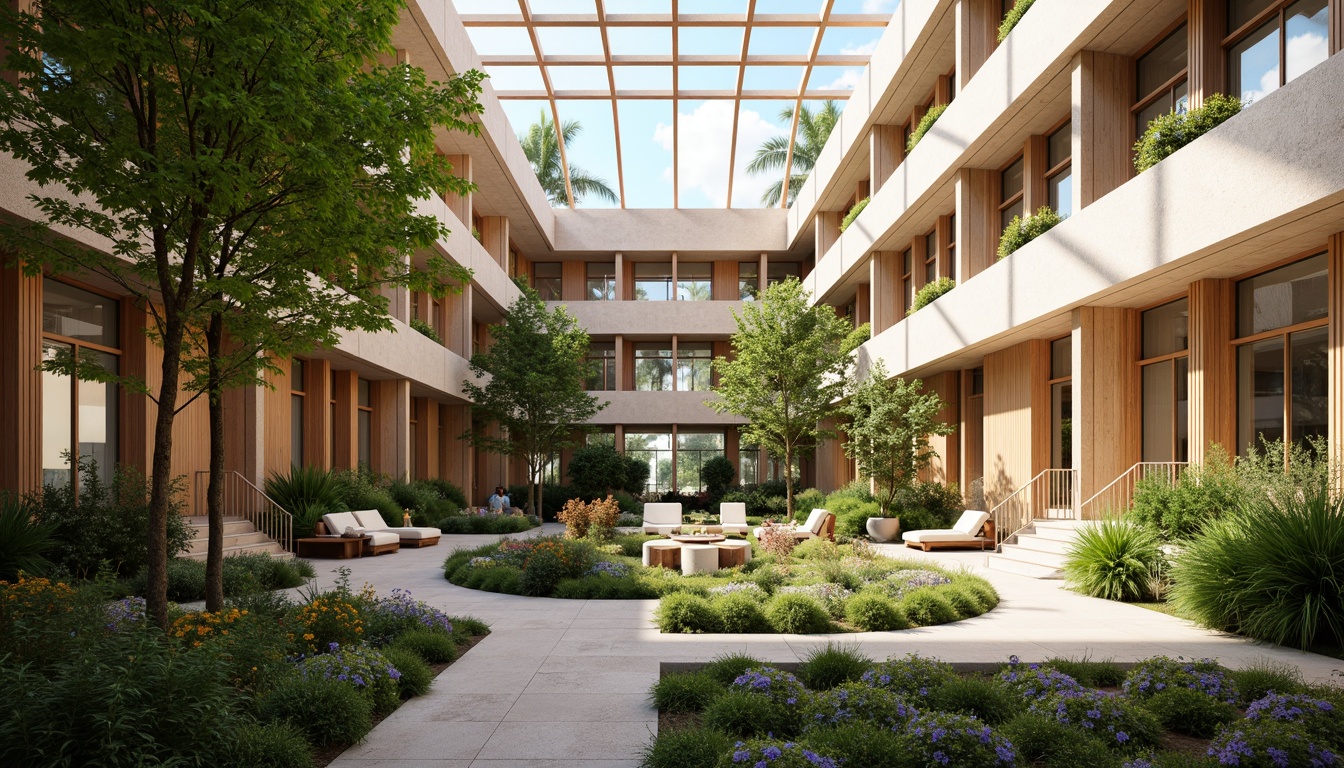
[
  {"x1": 288, "y1": 597, "x2": 364, "y2": 654},
  {"x1": 862, "y1": 653, "x2": 956, "y2": 698},
  {"x1": 710, "y1": 582, "x2": 767, "y2": 599},
  {"x1": 1033, "y1": 688, "x2": 1162, "y2": 749},
  {"x1": 1123, "y1": 656, "x2": 1238, "y2": 705},
  {"x1": 105, "y1": 596, "x2": 147, "y2": 632},
  {"x1": 358, "y1": 588, "x2": 453, "y2": 646},
  {"x1": 297, "y1": 642, "x2": 401, "y2": 714},
  {"x1": 170, "y1": 607, "x2": 250, "y2": 649},
  {"x1": 169, "y1": 605, "x2": 287, "y2": 693},
  {"x1": 0, "y1": 575, "x2": 76, "y2": 624},
  {"x1": 801, "y1": 682, "x2": 918, "y2": 729},
  {"x1": 558, "y1": 495, "x2": 621, "y2": 541},
  {"x1": 779, "y1": 583, "x2": 852, "y2": 618},
  {"x1": 998, "y1": 656, "x2": 1085, "y2": 701},
  {"x1": 492, "y1": 539, "x2": 535, "y2": 567},
  {"x1": 758, "y1": 526, "x2": 798, "y2": 559},
  {"x1": 1207, "y1": 718, "x2": 1340, "y2": 767},
  {"x1": 468, "y1": 556, "x2": 497, "y2": 568},
  {"x1": 733, "y1": 667, "x2": 807, "y2": 706},
  {"x1": 729, "y1": 740, "x2": 840, "y2": 768},
  {"x1": 895, "y1": 711, "x2": 1017, "y2": 766},
  {"x1": 587, "y1": 560, "x2": 629, "y2": 578},
  {"x1": 1245, "y1": 692, "x2": 1340, "y2": 744},
  {"x1": 878, "y1": 569, "x2": 952, "y2": 600}
]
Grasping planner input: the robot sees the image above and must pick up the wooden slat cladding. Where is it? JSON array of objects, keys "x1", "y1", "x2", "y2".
[
  {"x1": 1073, "y1": 51, "x2": 1134, "y2": 208},
  {"x1": 1328, "y1": 233, "x2": 1344, "y2": 475},
  {"x1": 1187, "y1": 0, "x2": 1226, "y2": 108},
  {"x1": 957, "y1": 0, "x2": 1000, "y2": 89},
  {"x1": 712, "y1": 260, "x2": 738, "y2": 301},
  {"x1": 920, "y1": 371, "x2": 961, "y2": 486},
  {"x1": 869, "y1": 124, "x2": 903, "y2": 194},
  {"x1": 439, "y1": 404, "x2": 473, "y2": 495},
  {"x1": 561, "y1": 260, "x2": 585, "y2": 302},
  {"x1": 956, "y1": 168, "x2": 997, "y2": 281},
  {"x1": 869, "y1": 251, "x2": 901, "y2": 336},
  {"x1": 0, "y1": 263, "x2": 42, "y2": 495},
  {"x1": 1075, "y1": 307, "x2": 1141, "y2": 500},
  {"x1": 983, "y1": 340, "x2": 1050, "y2": 509},
  {"x1": 303, "y1": 357, "x2": 333, "y2": 470},
  {"x1": 1188, "y1": 278, "x2": 1236, "y2": 464}
]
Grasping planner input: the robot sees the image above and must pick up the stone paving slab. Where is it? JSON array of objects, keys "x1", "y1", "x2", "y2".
[{"x1": 320, "y1": 524, "x2": 1342, "y2": 767}]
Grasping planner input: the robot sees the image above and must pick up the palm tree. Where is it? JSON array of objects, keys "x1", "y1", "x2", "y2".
[
  {"x1": 747, "y1": 101, "x2": 842, "y2": 208},
  {"x1": 519, "y1": 111, "x2": 619, "y2": 207}
]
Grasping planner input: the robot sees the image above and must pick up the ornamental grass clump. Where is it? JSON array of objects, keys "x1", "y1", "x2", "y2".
[
  {"x1": 900, "y1": 588, "x2": 958, "y2": 626},
  {"x1": 998, "y1": 712, "x2": 1116, "y2": 767},
  {"x1": 844, "y1": 592, "x2": 909, "y2": 631},
  {"x1": 650, "y1": 671, "x2": 726, "y2": 714},
  {"x1": 1134, "y1": 93, "x2": 1241, "y2": 173},
  {"x1": 703, "y1": 690, "x2": 802, "y2": 739},
  {"x1": 798, "y1": 643, "x2": 874, "y2": 691},
  {"x1": 390, "y1": 628, "x2": 458, "y2": 664},
  {"x1": 998, "y1": 205, "x2": 1063, "y2": 259},
  {"x1": 259, "y1": 674, "x2": 374, "y2": 748},
  {"x1": 1123, "y1": 656, "x2": 1239, "y2": 705},
  {"x1": 1063, "y1": 518, "x2": 1163, "y2": 601},
  {"x1": 927, "y1": 677, "x2": 1019, "y2": 725},
  {"x1": 657, "y1": 592, "x2": 723, "y2": 634},
  {"x1": 380, "y1": 645, "x2": 433, "y2": 699},
  {"x1": 766, "y1": 592, "x2": 833, "y2": 633},
  {"x1": 896, "y1": 710, "x2": 1018, "y2": 766},
  {"x1": 703, "y1": 652, "x2": 768, "y2": 686},
  {"x1": 1142, "y1": 687, "x2": 1239, "y2": 738},
  {"x1": 713, "y1": 591, "x2": 772, "y2": 633},
  {"x1": 640, "y1": 725, "x2": 734, "y2": 768}
]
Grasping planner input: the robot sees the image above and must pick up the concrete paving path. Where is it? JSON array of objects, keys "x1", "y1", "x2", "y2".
[{"x1": 309, "y1": 524, "x2": 1341, "y2": 767}]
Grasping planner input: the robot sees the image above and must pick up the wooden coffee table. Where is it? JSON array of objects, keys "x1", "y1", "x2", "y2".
[
  {"x1": 296, "y1": 535, "x2": 368, "y2": 559},
  {"x1": 669, "y1": 534, "x2": 726, "y2": 544}
]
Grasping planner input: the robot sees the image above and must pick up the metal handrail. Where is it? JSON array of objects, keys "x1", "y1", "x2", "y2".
[
  {"x1": 1078, "y1": 461, "x2": 1187, "y2": 520},
  {"x1": 989, "y1": 468, "x2": 1077, "y2": 546},
  {"x1": 194, "y1": 470, "x2": 295, "y2": 552}
]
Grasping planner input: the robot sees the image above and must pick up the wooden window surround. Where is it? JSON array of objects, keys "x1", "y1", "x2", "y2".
[
  {"x1": 1137, "y1": 295, "x2": 1191, "y2": 462},
  {"x1": 1132, "y1": 18, "x2": 1190, "y2": 145},
  {"x1": 1225, "y1": 0, "x2": 1333, "y2": 101},
  {"x1": 900, "y1": 248, "x2": 914, "y2": 316}
]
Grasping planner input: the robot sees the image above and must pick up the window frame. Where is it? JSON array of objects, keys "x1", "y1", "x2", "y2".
[
  {"x1": 1132, "y1": 19, "x2": 1191, "y2": 142},
  {"x1": 1136, "y1": 295, "x2": 1192, "y2": 463},
  {"x1": 586, "y1": 262, "x2": 616, "y2": 301},
  {"x1": 532, "y1": 262, "x2": 562, "y2": 301},
  {"x1": 1224, "y1": 0, "x2": 1331, "y2": 100},
  {"x1": 998, "y1": 153, "x2": 1026, "y2": 232}
]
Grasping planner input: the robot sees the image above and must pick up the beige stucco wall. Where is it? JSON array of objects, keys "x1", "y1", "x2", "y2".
[
  {"x1": 554, "y1": 209, "x2": 789, "y2": 254},
  {"x1": 588, "y1": 391, "x2": 747, "y2": 426},
  {"x1": 556, "y1": 299, "x2": 744, "y2": 337}
]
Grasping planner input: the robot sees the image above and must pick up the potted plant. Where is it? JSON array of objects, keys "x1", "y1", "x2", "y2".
[{"x1": 865, "y1": 512, "x2": 902, "y2": 543}]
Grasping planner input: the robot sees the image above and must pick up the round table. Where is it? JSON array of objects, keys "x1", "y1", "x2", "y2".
[{"x1": 668, "y1": 534, "x2": 725, "y2": 544}]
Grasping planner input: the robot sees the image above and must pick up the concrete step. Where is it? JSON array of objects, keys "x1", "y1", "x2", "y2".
[
  {"x1": 998, "y1": 542, "x2": 1069, "y2": 569},
  {"x1": 1030, "y1": 522, "x2": 1086, "y2": 542},
  {"x1": 185, "y1": 531, "x2": 272, "y2": 555},
  {"x1": 986, "y1": 553, "x2": 1064, "y2": 579},
  {"x1": 185, "y1": 517, "x2": 256, "y2": 538},
  {"x1": 1010, "y1": 534, "x2": 1073, "y2": 555},
  {"x1": 180, "y1": 542, "x2": 293, "y2": 561}
]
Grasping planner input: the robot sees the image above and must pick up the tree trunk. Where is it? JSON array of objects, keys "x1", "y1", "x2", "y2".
[
  {"x1": 204, "y1": 311, "x2": 226, "y2": 612},
  {"x1": 784, "y1": 444, "x2": 795, "y2": 520},
  {"x1": 146, "y1": 316, "x2": 183, "y2": 632}
]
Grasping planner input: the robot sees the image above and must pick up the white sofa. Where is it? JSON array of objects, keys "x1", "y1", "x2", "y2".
[
  {"x1": 753, "y1": 508, "x2": 831, "y2": 541},
  {"x1": 642, "y1": 503, "x2": 684, "y2": 535},
  {"x1": 718, "y1": 502, "x2": 749, "y2": 535},
  {"x1": 902, "y1": 510, "x2": 992, "y2": 551},
  {"x1": 352, "y1": 509, "x2": 441, "y2": 548},
  {"x1": 320, "y1": 511, "x2": 401, "y2": 555}
]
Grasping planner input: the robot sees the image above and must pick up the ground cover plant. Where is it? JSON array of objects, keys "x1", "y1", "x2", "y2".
[
  {"x1": 642, "y1": 652, "x2": 1344, "y2": 768},
  {"x1": 443, "y1": 533, "x2": 998, "y2": 634},
  {"x1": 0, "y1": 568, "x2": 489, "y2": 766}
]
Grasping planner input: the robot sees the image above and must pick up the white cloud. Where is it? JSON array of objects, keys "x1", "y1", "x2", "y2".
[
  {"x1": 654, "y1": 102, "x2": 785, "y2": 207},
  {"x1": 840, "y1": 40, "x2": 879, "y2": 56},
  {"x1": 862, "y1": 0, "x2": 897, "y2": 12},
  {"x1": 820, "y1": 68, "x2": 863, "y2": 90}
]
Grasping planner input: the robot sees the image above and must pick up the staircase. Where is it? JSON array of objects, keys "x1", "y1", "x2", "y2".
[
  {"x1": 181, "y1": 516, "x2": 293, "y2": 561},
  {"x1": 987, "y1": 519, "x2": 1088, "y2": 579}
]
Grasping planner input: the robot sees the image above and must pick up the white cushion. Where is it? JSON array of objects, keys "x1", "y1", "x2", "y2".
[
  {"x1": 323, "y1": 511, "x2": 362, "y2": 535},
  {"x1": 719, "y1": 502, "x2": 747, "y2": 526},
  {"x1": 902, "y1": 530, "x2": 981, "y2": 543},
  {"x1": 643, "y1": 503, "x2": 683, "y2": 525},
  {"x1": 364, "y1": 531, "x2": 400, "y2": 547},
  {"x1": 352, "y1": 509, "x2": 391, "y2": 529},
  {"x1": 802, "y1": 508, "x2": 829, "y2": 534},
  {"x1": 952, "y1": 510, "x2": 990, "y2": 536},
  {"x1": 388, "y1": 527, "x2": 440, "y2": 540}
]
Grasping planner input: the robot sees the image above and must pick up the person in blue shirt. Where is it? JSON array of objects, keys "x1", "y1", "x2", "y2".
[{"x1": 487, "y1": 485, "x2": 511, "y2": 514}]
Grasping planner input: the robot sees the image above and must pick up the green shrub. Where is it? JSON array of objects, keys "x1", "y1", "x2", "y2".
[
  {"x1": 766, "y1": 593, "x2": 832, "y2": 634},
  {"x1": 713, "y1": 592, "x2": 771, "y2": 633},
  {"x1": 649, "y1": 671, "x2": 725, "y2": 714},
  {"x1": 1231, "y1": 658, "x2": 1306, "y2": 704},
  {"x1": 751, "y1": 563, "x2": 787, "y2": 594},
  {"x1": 408, "y1": 317, "x2": 441, "y2": 343},
  {"x1": 900, "y1": 588, "x2": 957, "y2": 626},
  {"x1": 1134, "y1": 93, "x2": 1241, "y2": 173},
  {"x1": 639, "y1": 724, "x2": 733, "y2": 768},
  {"x1": 391, "y1": 629, "x2": 458, "y2": 664},
  {"x1": 1039, "y1": 688, "x2": 1164, "y2": 749},
  {"x1": 999, "y1": 712, "x2": 1119, "y2": 768},
  {"x1": 844, "y1": 593, "x2": 909, "y2": 631},
  {"x1": 436, "y1": 513, "x2": 540, "y2": 535},
  {"x1": 418, "y1": 478, "x2": 468, "y2": 510},
  {"x1": 998, "y1": 205, "x2": 1062, "y2": 260},
  {"x1": 27, "y1": 458, "x2": 191, "y2": 579},
  {"x1": 1207, "y1": 718, "x2": 1338, "y2": 767},
  {"x1": 477, "y1": 565, "x2": 523, "y2": 594},
  {"x1": 862, "y1": 653, "x2": 956, "y2": 698},
  {"x1": 332, "y1": 468, "x2": 402, "y2": 521},
  {"x1": 702, "y1": 653, "x2": 766, "y2": 687},
  {"x1": 1128, "y1": 448, "x2": 1238, "y2": 542},
  {"x1": 1124, "y1": 656, "x2": 1238, "y2": 704},
  {"x1": 838, "y1": 197, "x2": 869, "y2": 234},
  {"x1": 934, "y1": 584, "x2": 983, "y2": 619},
  {"x1": 1142, "y1": 687, "x2": 1238, "y2": 737},
  {"x1": 997, "y1": 0, "x2": 1036, "y2": 41},
  {"x1": 0, "y1": 492, "x2": 55, "y2": 580},
  {"x1": 826, "y1": 496, "x2": 882, "y2": 539},
  {"x1": 657, "y1": 592, "x2": 723, "y2": 633},
  {"x1": 907, "y1": 276, "x2": 955, "y2": 316},
  {"x1": 703, "y1": 455, "x2": 736, "y2": 501},
  {"x1": 798, "y1": 644, "x2": 873, "y2": 691},
  {"x1": 226, "y1": 721, "x2": 313, "y2": 768},
  {"x1": 801, "y1": 683, "x2": 915, "y2": 729},
  {"x1": 794, "y1": 488, "x2": 828, "y2": 515},
  {"x1": 519, "y1": 548, "x2": 569, "y2": 597},
  {"x1": 906, "y1": 103, "x2": 947, "y2": 153},
  {"x1": 1044, "y1": 656, "x2": 1126, "y2": 688},
  {"x1": 222, "y1": 553, "x2": 314, "y2": 594},
  {"x1": 702, "y1": 690, "x2": 798, "y2": 738},
  {"x1": 566, "y1": 444, "x2": 629, "y2": 498},
  {"x1": 927, "y1": 677, "x2": 1018, "y2": 725},
  {"x1": 260, "y1": 673, "x2": 373, "y2": 748},
  {"x1": 296, "y1": 645, "x2": 401, "y2": 715},
  {"x1": 1063, "y1": 519, "x2": 1161, "y2": 602},
  {"x1": 0, "y1": 629, "x2": 243, "y2": 766},
  {"x1": 382, "y1": 645, "x2": 433, "y2": 699},
  {"x1": 802, "y1": 723, "x2": 907, "y2": 765},
  {"x1": 1170, "y1": 481, "x2": 1344, "y2": 649},
  {"x1": 265, "y1": 465, "x2": 345, "y2": 535},
  {"x1": 896, "y1": 710, "x2": 1017, "y2": 765},
  {"x1": 389, "y1": 479, "x2": 439, "y2": 515},
  {"x1": 613, "y1": 533, "x2": 658, "y2": 557}
]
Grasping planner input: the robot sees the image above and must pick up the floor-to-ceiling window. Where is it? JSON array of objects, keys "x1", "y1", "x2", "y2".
[
  {"x1": 1046, "y1": 121, "x2": 1072, "y2": 219},
  {"x1": 739, "y1": 261, "x2": 759, "y2": 300},
  {"x1": 41, "y1": 279, "x2": 120, "y2": 489},
  {"x1": 1140, "y1": 299, "x2": 1190, "y2": 462},
  {"x1": 1049, "y1": 337, "x2": 1072, "y2": 470},
  {"x1": 1235, "y1": 253, "x2": 1328, "y2": 455},
  {"x1": 532, "y1": 262, "x2": 561, "y2": 300},
  {"x1": 677, "y1": 263, "x2": 712, "y2": 301},
  {"x1": 586, "y1": 262, "x2": 616, "y2": 301},
  {"x1": 634, "y1": 343, "x2": 673, "y2": 391},
  {"x1": 357, "y1": 378, "x2": 373, "y2": 468},
  {"x1": 676, "y1": 432, "x2": 725, "y2": 492},
  {"x1": 634, "y1": 263, "x2": 673, "y2": 301},
  {"x1": 676, "y1": 343, "x2": 713, "y2": 391},
  {"x1": 585, "y1": 343, "x2": 617, "y2": 391},
  {"x1": 291, "y1": 359, "x2": 306, "y2": 468},
  {"x1": 625, "y1": 431, "x2": 673, "y2": 494}
]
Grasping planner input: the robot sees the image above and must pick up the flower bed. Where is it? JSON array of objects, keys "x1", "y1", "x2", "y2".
[
  {"x1": 443, "y1": 535, "x2": 999, "y2": 634},
  {"x1": 644, "y1": 651, "x2": 1344, "y2": 768}
]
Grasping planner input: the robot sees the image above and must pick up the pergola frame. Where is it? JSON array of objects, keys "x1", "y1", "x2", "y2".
[{"x1": 463, "y1": 6, "x2": 889, "y2": 208}]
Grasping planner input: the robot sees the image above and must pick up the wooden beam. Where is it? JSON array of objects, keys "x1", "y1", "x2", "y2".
[
  {"x1": 595, "y1": 0, "x2": 626, "y2": 208},
  {"x1": 725, "y1": 0, "x2": 758, "y2": 209},
  {"x1": 518, "y1": 0, "x2": 575, "y2": 208},
  {"x1": 779, "y1": 0, "x2": 835, "y2": 209},
  {"x1": 460, "y1": 13, "x2": 891, "y2": 27}
]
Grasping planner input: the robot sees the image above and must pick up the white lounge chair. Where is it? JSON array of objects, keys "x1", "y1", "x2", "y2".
[
  {"x1": 753, "y1": 508, "x2": 833, "y2": 542},
  {"x1": 718, "y1": 502, "x2": 749, "y2": 535},
  {"x1": 351, "y1": 509, "x2": 441, "y2": 548},
  {"x1": 642, "y1": 502, "x2": 684, "y2": 535},
  {"x1": 320, "y1": 511, "x2": 401, "y2": 555},
  {"x1": 902, "y1": 510, "x2": 992, "y2": 552}
]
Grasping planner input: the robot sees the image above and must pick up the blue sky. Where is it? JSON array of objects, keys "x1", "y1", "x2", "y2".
[{"x1": 454, "y1": 0, "x2": 897, "y2": 208}]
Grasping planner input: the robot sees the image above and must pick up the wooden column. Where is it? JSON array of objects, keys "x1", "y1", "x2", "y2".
[
  {"x1": 442, "y1": 154, "x2": 472, "y2": 226},
  {"x1": 479, "y1": 216, "x2": 509, "y2": 270},
  {"x1": 438, "y1": 403, "x2": 473, "y2": 498},
  {"x1": 956, "y1": 168, "x2": 998, "y2": 280},
  {"x1": 440, "y1": 285, "x2": 472, "y2": 358},
  {"x1": 815, "y1": 210, "x2": 842, "y2": 256},
  {"x1": 983, "y1": 340, "x2": 1050, "y2": 508},
  {"x1": 1022, "y1": 134, "x2": 1049, "y2": 214},
  {"x1": 725, "y1": 427, "x2": 740, "y2": 480},
  {"x1": 222, "y1": 379, "x2": 265, "y2": 485},
  {"x1": 373, "y1": 379, "x2": 410, "y2": 479},
  {"x1": 332, "y1": 370, "x2": 358, "y2": 470},
  {"x1": 1188, "y1": 278, "x2": 1236, "y2": 463},
  {"x1": 1326, "y1": 234, "x2": 1344, "y2": 476},
  {"x1": 303, "y1": 358, "x2": 332, "y2": 470},
  {"x1": 869, "y1": 122, "x2": 902, "y2": 192},
  {"x1": 1074, "y1": 307, "x2": 1141, "y2": 501},
  {"x1": 1072, "y1": 50, "x2": 1135, "y2": 210},
  {"x1": 415, "y1": 398, "x2": 440, "y2": 480},
  {"x1": 911, "y1": 235, "x2": 931, "y2": 292},
  {"x1": 713, "y1": 260, "x2": 737, "y2": 301},
  {"x1": 956, "y1": 0, "x2": 1001, "y2": 89},
  {"x1": 870, "y1": 251, "x2": 900, "y2": 336},
  {"x1": 0, "y1": 263, "x2": 42, "y2": 495},
  {"x1": 855, "y1": 282, "x2": 871, "y2": 327},
  {"x1": 1187, "y1": 0, "x2": 1227, "y2": 109},
  {"x1": 921, "y1": 371, "x2": 961, "y2": 487}
]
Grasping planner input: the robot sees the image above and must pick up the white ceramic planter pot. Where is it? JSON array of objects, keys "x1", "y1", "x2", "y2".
[{"x1": 866, "y1": 516, "x2": 901, "y2": 542}]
